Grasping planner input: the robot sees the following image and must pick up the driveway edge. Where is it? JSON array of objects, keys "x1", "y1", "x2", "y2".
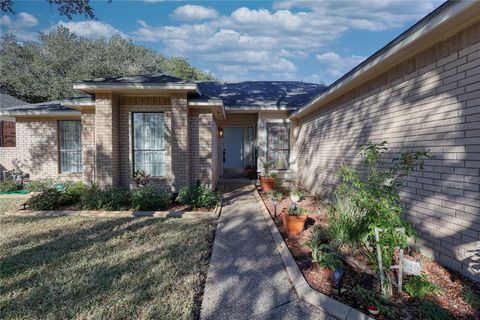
[{"x1": 253, "y1": 187, "x2": 373, "y2": 320}]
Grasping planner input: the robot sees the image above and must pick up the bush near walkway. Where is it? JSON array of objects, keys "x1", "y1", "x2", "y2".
[{"x1": 0, "y1": 216, "x2": 215, "y2": 320}]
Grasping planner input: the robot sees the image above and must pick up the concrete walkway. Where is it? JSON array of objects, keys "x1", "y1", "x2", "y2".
[{"x1": 201, "y1": 182, "x2": 330, "y2": 320}]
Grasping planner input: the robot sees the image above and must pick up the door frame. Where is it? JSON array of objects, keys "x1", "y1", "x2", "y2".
[{"x1": 223, "y1": 127, "x2": 244, "y2": 175}]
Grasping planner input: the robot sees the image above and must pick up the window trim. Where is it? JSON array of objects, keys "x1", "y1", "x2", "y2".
[
  {"x1": 131, "y1": 112, "x2": 166, "y2": 178},
  {"x1": 266, "y1": 122, "x2": 290, "y2": 171},
  {"x1": 58, "y1": 120, "x2": 82, "y2": 173}
]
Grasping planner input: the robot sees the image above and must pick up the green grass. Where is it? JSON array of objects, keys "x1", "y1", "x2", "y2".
[
  {"x1": 0, "y1": 216, "x2": 215, "y2": 320},
  {"x1": 0, "y1": 198, "x2": 24, "y2": 212}
]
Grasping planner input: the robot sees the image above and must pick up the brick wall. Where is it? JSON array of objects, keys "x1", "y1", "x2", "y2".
[
  {"x1": 296, "y1": 21, "x2": 480, "y2": 280},
  {"x1": 81, "y1": 111, "x2": 95, "y2": 183},
  {"x1": 171, "y1": 94, "x2": 190, "y2": 191},
  {"x1": 118, "y1": 96, "x2": 173, "y2": 190},
  {"x1": 189, "y1": 110, "x2": 215, "y2": 187},
  {"x1": 212, "y1": 115, "x2": 219, "y2": 188},
  {"x1": 0, "y1": 118, "x2": 81, "y2": 181}
]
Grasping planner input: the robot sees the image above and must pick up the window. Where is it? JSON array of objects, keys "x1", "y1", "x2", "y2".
[
  {"x1": 59, "y1": 120, "x2": 82, "y2": 173},
  {"x1": 267, "y1": 123, "x2": 289, "y2": 170},
  {"x1": 0, "y1": 121, "x2": 16, "y2": 147},
  {"x1": 133, "y1": 113, "x2": 165, "y2": 177}
]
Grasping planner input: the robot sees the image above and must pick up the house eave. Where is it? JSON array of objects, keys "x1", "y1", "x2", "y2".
[
  {"x1": 188, "y1": 99, "x2": 226, "y2": 120},
  {"x1": 290, "y1": 0, "x2": 480, "y2": 120},
  {"x1": 73, "y1": 83, "x2": 200, "y2": 95}
]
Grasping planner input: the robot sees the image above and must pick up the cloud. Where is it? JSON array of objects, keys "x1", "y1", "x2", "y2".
[
  {"x1": 0, "y1": 12, "x2": 38, "y2": 41},
  {"x1": 54, "y1": 21, "x2": 126, "y2": 39},
  {"x1": 316, "y1": 51, "x2": 366, "y2": 81},
  {"x1": 171, "y1": 5, "x2": 219, "y2": 21},
  {"x1": 131, "y1": 0, "x2": 441, "y2": 80}
]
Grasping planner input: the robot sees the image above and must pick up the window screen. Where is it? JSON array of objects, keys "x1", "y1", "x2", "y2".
[
  {"x1": 267, "y1": 123, "x2": 289, "y2": 170},
  {"x1": 133, "y1": 113, "x2": 165, "y2": 176},
  {"x1": 0, "y1": 121, "x2": 16, "y2": 147},
  {"x1": 59, "y1": 120, "x2": 82, "y2": 173}
]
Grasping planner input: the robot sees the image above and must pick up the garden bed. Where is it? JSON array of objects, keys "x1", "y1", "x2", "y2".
[{"x1": 259, "y1": 191, "x2": 480, "y2": 320}]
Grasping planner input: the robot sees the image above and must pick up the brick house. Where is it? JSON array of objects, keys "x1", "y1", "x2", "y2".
[{"x1": 0, "y1": 1, "x2": 479, "y2": 280}]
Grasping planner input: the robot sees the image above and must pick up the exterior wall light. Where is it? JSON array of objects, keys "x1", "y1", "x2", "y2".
[{"x1": 218, "y1": 128, "x2": 224, "y2": 138}]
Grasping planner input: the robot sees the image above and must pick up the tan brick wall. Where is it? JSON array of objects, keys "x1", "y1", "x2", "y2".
[
  {"x1": 171, "y1": 94, "x2": 190, "y2": 191},
  {"x1": 189, "y1": 110, "x2": 215, "y2": 187},
  {"x1": 118, "y1": 97, "x2": 173, "y2": 190},
  {"x1": 0, "y1": 118, "x2": 82, "y2": 181},
  {"x1": 296, "y1": 21, "x2": 480, "y2": 280},
  {"x1": 94, "y1": 93, "x2": 120, "y2": 188},
  {"x1": 212, "y1": 115, "x2": 219, "y2": 188},
  {"x1": 81, "y1": 110, "x2": 95, "y2": 183}
]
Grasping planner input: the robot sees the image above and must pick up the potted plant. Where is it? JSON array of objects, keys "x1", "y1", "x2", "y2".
[
  {"x1": 259, "y1": 158, "x2": 276, "y2": 192},
  {"x1": 318, "y1": 251, "x2": 343, "y2": 279},
  {"x1": 282, "y1": 205, "x2": 307, "y2": 234},
  {"x1": 290, "y1": 188, "x2": 303, "y2": 203}
]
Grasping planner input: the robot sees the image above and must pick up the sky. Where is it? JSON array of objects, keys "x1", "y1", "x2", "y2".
[{"x1": 0, "y1": 0, "x2": 445, "y2": 84}]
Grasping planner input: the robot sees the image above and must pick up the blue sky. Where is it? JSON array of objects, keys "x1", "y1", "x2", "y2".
[{"x1": 1, "y1": 0, "x2": 444, "y2": 84}]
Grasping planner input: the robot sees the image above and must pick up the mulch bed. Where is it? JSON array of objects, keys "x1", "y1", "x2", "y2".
[{"x1": 260, "y1": 191, "x2": 480, "y2": 320}]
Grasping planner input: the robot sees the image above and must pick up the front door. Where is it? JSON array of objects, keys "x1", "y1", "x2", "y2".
[{"x1": 223, "y1": 127, "x2": 244, "y2": 172}]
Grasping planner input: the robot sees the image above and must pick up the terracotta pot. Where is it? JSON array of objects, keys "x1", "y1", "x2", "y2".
[
  {"x1": 282, "y1": 213, "x2": 307, "y2": 234},
  {"x1": 259, "y1": 176, "x2": 275, "y2": 192},
  {"x1": 320, "y1": 267, "x2": 334, "y2": 279}
]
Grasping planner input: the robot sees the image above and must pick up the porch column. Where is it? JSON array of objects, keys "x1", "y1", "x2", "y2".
[
  {"x1": 81, "y1": 110, "x2": 95, "y2": 184},
  {"x1": 94, "y1": 92, "x2": 120, "y2": 189},
  {"x1": 171, "y1": 93, "x2": 190, "y2": 191}
]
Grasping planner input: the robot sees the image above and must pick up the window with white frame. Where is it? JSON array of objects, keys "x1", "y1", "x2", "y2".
[
  {"x1": 132, "y1": 112, "x2": 165, "y2": 177},
  {"x1": 266, "y1": 123, "x2": 289, "y2": 170},
  {"x1": 58, "y1": 120, "x2": 82, "y2": 173}
]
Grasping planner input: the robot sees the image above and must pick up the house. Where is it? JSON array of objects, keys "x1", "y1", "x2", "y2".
[{"x1": 0, "y1": 1, "x2": 479, "y2": 280}]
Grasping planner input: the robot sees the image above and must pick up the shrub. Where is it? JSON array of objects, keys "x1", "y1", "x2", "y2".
[
  {"x1": 176, "y1": 184, "x2": 220, "y2": 209},
  {"x1": 414, "y1": 300, "x2": 449, "y2": 320},
  {"x1": 319, "y1": 252, "x2": 343, "y2": 271},
  {"x1": 27, "y1": 188, "x2": 64, "y2": 210},
  {"x1": 25, "y1": 178, "x2": 56, "y2": 192},
  {"x1": 304, "y1": 225, "x2": 329, "y2": 263},
  {"x1": 326, "y1": 196, "x2": 368, "y2": 250},
  {"x1": 131, "y1": 185, "x2": 172, "y2": 211},
  {"x1": 133, "y1": 170, "x2": 151, "y2": 187},
  {"x1": 0, "y1": 180, "x2": 18, "y2": 193},
  {"x1": 404, "y1": 275, "x2": 441, "y2": 299},
  {"x1": 63, "y1": 181, "x2": 89, "y2": 205},
  {"x1": 80, "y1": 186, "x2": 131, "y2": 211}
]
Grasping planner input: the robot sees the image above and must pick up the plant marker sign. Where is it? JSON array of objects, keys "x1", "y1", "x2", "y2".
[{"x1": 403, "y1": 258, "x2": 422, "y2": 276}]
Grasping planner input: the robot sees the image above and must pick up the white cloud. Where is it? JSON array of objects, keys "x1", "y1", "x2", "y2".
[
  {"x1": 0, "y1": 12, "x2": 38, "y2": 41},
  {"x1": 55, "y1": 21, "x2": 126, "y2": 39},
  {"x1": 171, "y1": 5, "x2": 219, "y2": 21},
  {"x1": 131, "y1": 0, "x2": 441, "y2": 80},
  {"x1": 316, "y1": 52, "x2": 366, "y2": 81}
]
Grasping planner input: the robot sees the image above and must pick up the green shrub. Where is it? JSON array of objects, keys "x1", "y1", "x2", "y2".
[
  {"x1": 0, "y1": 180, "x2": 18, "y2": 193},
  {"x1": 131, "y1": 185, "x2": 172, "y2": 211},
  {"x1": 404, "y1": 275, "x2": 441, "y2": 299},
  {"x1": 63, "y1": 181, "x2": 89, "y2": 205},
  {"x1": 27, "y1": 188, "x2": 64, "y2": 210},
  {"x1": 326, "y1": 196, "x2": 368, "y2": 249},
  {"x1": 81, "y1": 187, "x2": 131, "y2": 211},
  {"x1": 462, "y1": 287, "x2": 480, "y2": 309},
  {"x1": 319, "y1": 252, "x2": 343, "y2": 271},
  {"x1": 414, "y1": 300, "x2": 449, "y2": 320},
  {"x1": 176, "y1": 184, "x2": 220, "y2": 209},
  {"x1": 25, "y1": 178, "x2": 56, "y2": 192},
  {"x1": 304, "y1": 225, "x2": 329, "y2": 263}
]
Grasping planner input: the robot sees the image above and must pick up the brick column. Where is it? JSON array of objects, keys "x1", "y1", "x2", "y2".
[
  {"x1": 81, "y1": 110, "x2": 95, "y2": 183},
  {"x1": 190, "y1": 110, "x2": 214, "y2": 187},
  {"x1": 171, "y1": 93, "x2": 190, "y2": 191},
  {"x1": 94, "y1": 93, "x2": 120, "y2": 189}
]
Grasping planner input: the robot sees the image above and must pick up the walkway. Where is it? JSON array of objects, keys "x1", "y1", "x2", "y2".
[{"x1": 201, "y1": 181, "x2": 330, "y2": 319}]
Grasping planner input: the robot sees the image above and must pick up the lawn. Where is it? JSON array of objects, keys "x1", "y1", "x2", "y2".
[
  {"x1": 0, "y1": 216, "x2": 215, "y2": 320},
  {"x1": 0, "y1": 198, "x2": 24, "y2": 213}
]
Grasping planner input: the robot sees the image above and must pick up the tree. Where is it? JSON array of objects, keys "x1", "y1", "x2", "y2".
[
  {"x1": 1, "y1": 0, "x2": 100, "y2": 19},
  {"x1": 0, "y1": 27, "x2": 213, "y2": 103}
]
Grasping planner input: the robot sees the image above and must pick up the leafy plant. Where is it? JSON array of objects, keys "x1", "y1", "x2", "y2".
[
  {"x1": 133, "y1": 170, "x2": 151, "y2": 188},
  {"x1": 176, "y1": 183, "x2": 220, "y2": 210},
  {"x1": 350, "y1": 286, "x2": 397, "y2": 319},
  {"x1": 290, "y1": 188, "x2": 303, "y2": 198},
  {"x1": 326, "y1": 196, "x2": 368, "y2": 250},
  {"x1": 319, "y1": 252, "x2": 343, "y2": 271},
  {"x1": 63, "y1": 181, "x2": 89, "y2": 205},
  {"x1": 266, "y1": 190, "x2": 282, "y2": 201},
  {"x1": 80, "y1": 186, "x2": 131, "y2": 211},
  {"x1": 414, "y1": 300, "x2": 449, "y2": 320},
  {"x1": 27, "y1": 188, "x2": 64, "y2": 210},
  {"x1": 131, "y1": 185, "x2": 172, "y2": 211},
  {"x1": 404, "y1": 275, "x2": 441, "y2": 299},
  {"x1": 259, "y1": 158, "x2": 275, "y2": 177},
  {"x1": 304, "y1": 225, "x2": 329, "y2": 263},
  {"x1": 25, "y1": 178, "x2": 56, "y2": 192},
  {"x1": 287, "y1": 206, "x2": 307, "y2": 216},
  {"x1": 334, "y1": 141, "x2": 432, "y2": 276},
  {"x1": 0, "y1": 180, "x2": 18, "y2": 193},
  {"x1": 461, "y1": 287, "x2": 480, "y2": 309}
]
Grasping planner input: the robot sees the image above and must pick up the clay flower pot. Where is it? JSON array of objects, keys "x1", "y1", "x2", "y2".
[
  {"x1": 282, "y1": 211, "x2": 307, "y2": 234},
  {"x1": 367, "y1": 306, "x2": 379, "y2": 315},
  {"x1": 259, "y1": 176, "x2": 275, "y2": 192},
  {"x1": 321, "y1": 268, "x2": 334, "y2": 279}
]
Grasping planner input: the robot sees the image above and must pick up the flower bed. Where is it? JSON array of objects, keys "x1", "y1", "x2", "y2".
[{"x1": 260, "y1": 191, "x2": 480, "y2": 320}]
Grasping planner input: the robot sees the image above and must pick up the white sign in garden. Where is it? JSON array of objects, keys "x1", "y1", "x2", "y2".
[{"x1": 402, "y1": 258, "x2": 422, "y2": 276}]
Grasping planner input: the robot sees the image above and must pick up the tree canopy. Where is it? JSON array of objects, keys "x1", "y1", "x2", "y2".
[
  {"x1": 1, "y1": 0, "x2": 99, "y2": 19},
  {"x1": 0, "y1": 27, "x2": 213, "y2": 103}
]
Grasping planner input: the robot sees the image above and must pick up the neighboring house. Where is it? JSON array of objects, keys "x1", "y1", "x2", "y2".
[{"x1": 0, "y1": 1, "x2": 478, "y2": 280}]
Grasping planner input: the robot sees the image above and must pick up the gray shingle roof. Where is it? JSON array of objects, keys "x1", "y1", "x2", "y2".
[
  {"x1": 0, "y1": 101, "x2": 80, "y2": 116},
  {"x1": 74, "y1": 73, "x2": 193, "y2": 85},
  {"x1": 196, "y1": 81, "x2": 326, "y2": 110},
  {"x1": 0, "y1": 93, "x2": 29, "y2": 109}
]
